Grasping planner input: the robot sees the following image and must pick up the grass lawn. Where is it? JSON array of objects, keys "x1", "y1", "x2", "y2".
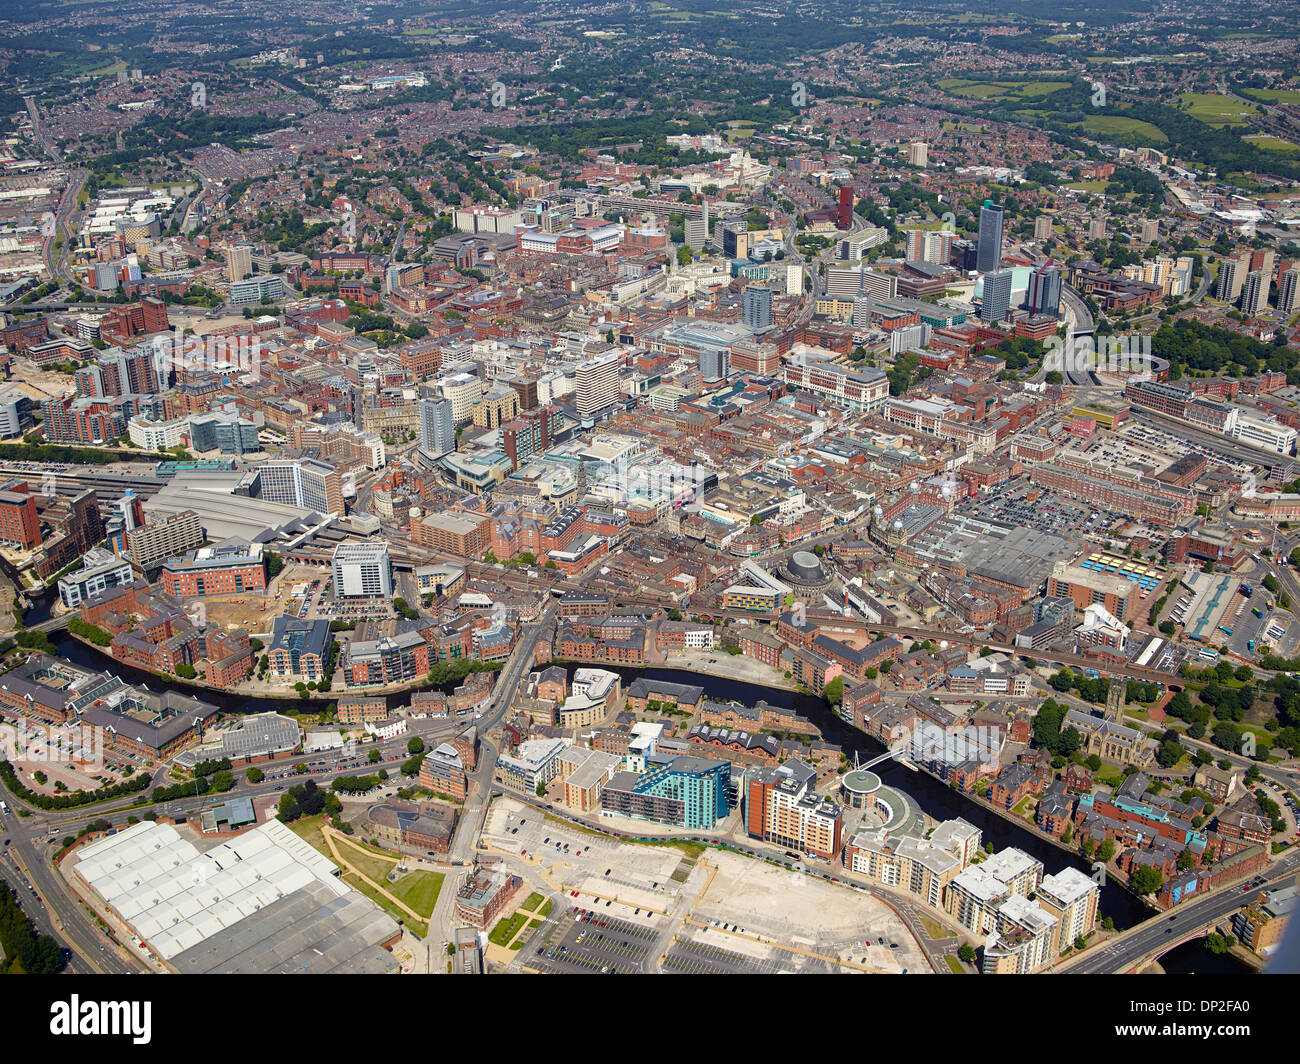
[
  {"x1": 332, "y1": 838, "x2": 394, "y2": 884},
  {"x1": 341, "y1": 870, "x2": 427, "y2": 938},
  {"x1": 1066, "y1": 179, "x2": 1109, "y2": 193},
  {"x1": 488, "y1": 910, "x2": 530, "y2": 947},
  {"x1": 535, "y1": 898, "x2": 553, "y2": 918},
  {"x1": 919, "y1": 915, "x2": 949, "y2": 940},
  {"x1": 287, "y1": 813, "x2": 331, "y2": 857},
  {"x1": 1012, "y1": 795, "x2": 1035, "y2": 818},
  {"x1": 521, "y1": 892, "x2": 546, "y2": 913},
  {"x1": 389, "y1": 870, "x2": 444, "y2": 917},
  {"x1": 526, "y1": 918, "x2": 543, "y2": 931},
  {"x1": 944, "y1": 954, "x2": 967, "y2": 974}
]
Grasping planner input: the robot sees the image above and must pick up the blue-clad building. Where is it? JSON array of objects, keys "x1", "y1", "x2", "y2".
[{"x1": 600, "y1": 756, "x2": 729, "y2": 829}]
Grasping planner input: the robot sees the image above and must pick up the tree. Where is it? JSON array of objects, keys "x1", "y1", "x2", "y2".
[
  {"x1": 823, "y1": 675, "x2": 843, "y2": 706},
  {"x1": 1096, "y1": 839, "x2": 1116, "y2": 863},
  {"x1": 246, "y1": 766, "x2": 264, "y2": 784},
  {"x1": 407, "y1": 736, "x2": 425, "y2": 755},
  {"x1": 277, "y1": 792, "x2": 301, "y2": 822},
  {"x1": 176, "y1": 663, "x2": 197, "y2": 679},
  {"x1": 368, "y1": 749, "x2": 382, "y2": 763},
  {"x1": 535, "y1": 781, "x2": 546, "y2": 797},
  {"x1": 212, "y1": 770, "x2": 235, "y2": 793},
  {"x1": 957, "y1": 943, "x2": 976, "y2": 964},
  {"x1": 1131, "y1": 865, "x2": 1163, "y2": 895}
]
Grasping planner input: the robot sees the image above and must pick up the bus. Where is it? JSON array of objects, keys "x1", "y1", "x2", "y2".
[
  {"x1": 1218, "y1": 625, "x2": 1233, "y2": 636},
  {"x1": 0, "y1": 801, "x2": 7, "y2": 816},
  {"x1": 1248, "y1": 639, "x2": 1255, "y2": 652}
]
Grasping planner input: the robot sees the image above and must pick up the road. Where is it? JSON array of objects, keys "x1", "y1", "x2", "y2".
[
  {"x1": 422, "y1": 601, "x2": 556, "y2": 969},
  {"x1": 1060, "y1": 847, "x2": 1300, "y2": 973}
]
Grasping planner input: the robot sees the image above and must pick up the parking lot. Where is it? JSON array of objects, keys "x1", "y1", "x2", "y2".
[
  {"x1": 525, "y1": 908, "x2": 657, "y2": 974},
  {"x1": 485, "y1": 798, "x2": 691, "y2": 918},
  {"x1": 663, "y1": 936, "x2": 842, "y2": 974}
]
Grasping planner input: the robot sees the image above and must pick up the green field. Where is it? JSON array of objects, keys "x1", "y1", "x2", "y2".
[
  {"x1": 1242, "y1": 88, "x2": 1300, "y2": 105},
  {"x1": 1066, "y1": 179, "x2": 1110, "y2": 193},
  {"x1": 1079, "y1": 115, "x2": 1169, "y2": 144},
  {"x1": 1244, "y1": 134, "x2": 1300, "y2": 155},
  {"x1": 1179, "y1": 93, "x2": 1258, "y2": 127},
  {"x1": 939, "y1": 79, "x2": 1071, "y2": 100}
]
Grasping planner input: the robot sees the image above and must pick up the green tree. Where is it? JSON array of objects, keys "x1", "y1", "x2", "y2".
[
  {"x1": 407, "y1": 736, "x2": 425, "y2": 755},
  {"x1": 957, "y1": 943, "x2": 976, "y2": 964},
  {"x1": 246, "y1": 766, "x2": 265, "y2": 784},
  {"x1": 535, "y1": 781, "x2": 546, "y2": 797},
  {"x1": 1131, "y1": 865, "x2": 1163, "y2": 895},
  {"x1": 823, "y1": 675, "x2": 843, "y2": 707},
  {"x1": 368, "y1": 749, "x2": 382, "y2": 763},
  {"x1": 212, "y1": 770, "x2": 234, "y2": 793}
]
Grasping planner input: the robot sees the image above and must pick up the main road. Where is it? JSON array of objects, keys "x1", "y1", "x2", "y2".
[{"x1": 1059, "y1": 847, "x2": 1300, "y2": 973}]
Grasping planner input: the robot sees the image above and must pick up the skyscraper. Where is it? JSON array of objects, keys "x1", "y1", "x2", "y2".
[
  {"x1": 742, "y1": 285, "x2": 773, "y2": 330},
  {"x1": 908, "y1": 142, "x2": 928, "y2": 168},
  {"x1": 981, "y1": 268, "x2": 1013, "y2": 323},
  {"x1": 699, "y1": 345, "x2": 730, "y2": 382},
  {"x1": 1278, "y1": 268, "x2": 1300, "y2": 316},
  {"x1": 1025, "y1": 266, "x2": 1062, "y2": 317},
  {"x1": 1034, "y1": 215, "x2": 1053, "y2": 241},
  {"x1": 837, "y1": 184, "x2": 854, "y2": 231},
  {"x1": 976, "y1": 202, "x2": 1004, "y2": 274},
  {"x1": 224, "y1": 244, "x2": 252, "y2": 284},
  {"x1": 574, "y1": 352, "x2": 620, "y2": 416},
  {"x1": 418, "y1": 397, "x2": 455, "y2": 458},
  {"x1": 1240, "y1": 270, "x2": 1270, "y2": 317}
]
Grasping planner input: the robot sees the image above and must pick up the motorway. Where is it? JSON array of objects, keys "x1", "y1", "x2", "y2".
[{"x1": 1060, "y1": 847, "x2": 1300, "y2": 973}]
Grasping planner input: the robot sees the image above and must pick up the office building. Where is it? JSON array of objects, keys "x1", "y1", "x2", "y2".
[
  {"x1": 58, "y1": 547, "x2": 136, "y2": 608},
  {"x1": 0, "y1": 391, "x2": 34, "y2": 438},
  {"x1": 224, "y1": 244, "x2": 252, "y2": 283},
  {"x1": 1279, "y1": 268, "x2": 1300, "y2": 316},
  {"x1": 228, "y1": 276, "x2": 285, "y2": 306},
  {"x1": 161, "y1": 538, "x2": 267, "y2": 597},
  {"x1": 332, "y1": 541, "x2": 393, "y2": 599},
  {"x1": 267, "y1": 616, "x2": 334, "y2": 682},
  {"x1": 255, "y1": 458, "x2": 344, "y2": 516},
  {"x1": 190, "y1": 412, "x2": 260, "y2": 455},
  {"x1": 685, "y1": 217, "x2": 708, "y2": 251},
  {"x1": 574, "y1": 352, "x2": 620, "y2": 417},
  {"x1": 742, "y1": 285, "x2": 773, "y2": 330},
  {"x1": 981, "y1": 268, "x2": 1014, "y2": 323},
  {"x1": 976, "y1": 202, "x2": 1004, "y2": 273}
]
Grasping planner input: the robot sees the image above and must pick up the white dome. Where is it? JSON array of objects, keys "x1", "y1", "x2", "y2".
[
  {"x1": 409, "y1": 507, "x2": 422, "y2": 518},
  {"x1": 893, "y1": 519, "x2": 903, "y2": 530}
]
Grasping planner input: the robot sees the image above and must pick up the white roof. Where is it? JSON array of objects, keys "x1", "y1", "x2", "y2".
[{"x1": 75, "y1": 819, "x2": 343, "y2": 961}]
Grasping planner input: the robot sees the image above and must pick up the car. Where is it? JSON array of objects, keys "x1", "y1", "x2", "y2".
[
  {"x1": 878, "y1": 937, "x2": 884, "y2": 944},
  {"x1": 605, "y1": 868, "x2": 611, "y2": 876}
]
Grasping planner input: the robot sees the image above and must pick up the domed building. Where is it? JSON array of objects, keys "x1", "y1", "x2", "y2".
[
  {"x1": 782, "y1": 549, "x2": 831, "y2": 589},
  {"x1": 840, "y1": 769, "x2": 882, "y2": 811}
]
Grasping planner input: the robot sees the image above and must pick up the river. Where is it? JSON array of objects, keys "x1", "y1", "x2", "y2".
[{"x1": 48, "y1": 631, "x2": 1155, "y2": 930}]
